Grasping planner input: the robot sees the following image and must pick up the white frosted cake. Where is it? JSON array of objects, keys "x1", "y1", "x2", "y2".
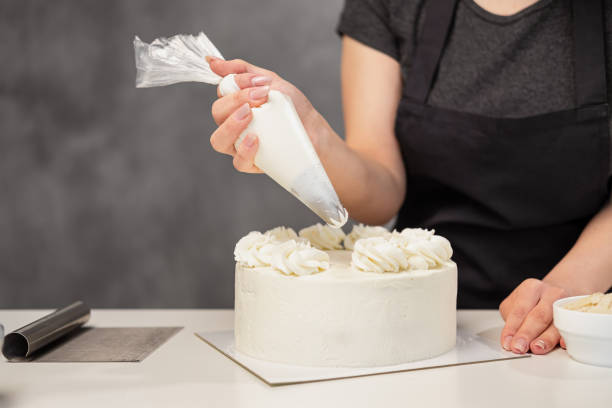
[{"x1": 234, "y1": 224, "x2": 457, "y2": 367}]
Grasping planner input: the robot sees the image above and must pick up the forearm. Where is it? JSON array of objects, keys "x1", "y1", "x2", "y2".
[
  {"x1": 544, "y1": 202, "x2": 612, "y2": 294},
  {"x1": 311, "y1": 114, "x2": 404, "y2": 225}
]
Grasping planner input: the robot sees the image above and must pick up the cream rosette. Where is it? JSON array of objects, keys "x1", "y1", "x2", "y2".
[
  {"x1": 271, "y1": 240, "x2": 330, "y2": 276},
  {"x1": 234, "y1": 231, "x2": 278, "y2": 267},
  {"x1": 351, "y1": 230, "x2": 453, "y2": 273},
  {"x1": 351, "y1": 237, "x2": 409, "y2": 273},
  {"x1": 343, "y1": 224, "x2": 391, "y2": 250},
  {"x1": 235, "y1": 229, "x2": 330, "y2": 276},
  {"x1": 299, "y1": 223, "x2": 346, "y2": 250},
  {"x1": 264, "y1": 226, "x2": 298, "y2": 242}
]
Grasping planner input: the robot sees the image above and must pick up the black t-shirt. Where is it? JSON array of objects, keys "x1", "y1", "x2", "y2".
[{"x1": 337, "y1": 0, "x2": 612, "y2": 121}]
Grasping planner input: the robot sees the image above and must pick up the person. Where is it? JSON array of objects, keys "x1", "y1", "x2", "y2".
[{"x1": 205, "y1": 0, "x2": 612, "y2": 355}]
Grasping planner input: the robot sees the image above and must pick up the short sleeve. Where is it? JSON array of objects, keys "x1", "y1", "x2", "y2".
[{"x1": 336, "y1": 0, "x2": 400, "y2": 61}]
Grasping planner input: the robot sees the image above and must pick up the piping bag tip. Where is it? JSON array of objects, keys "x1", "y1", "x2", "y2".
[{"x1": 289, "y1": 164, "x2": 349, "y2": 229}]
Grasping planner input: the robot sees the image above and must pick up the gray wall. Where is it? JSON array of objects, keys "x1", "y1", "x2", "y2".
[{"x1": 0, "y1": 0, "x2": 345, "y2": 308}]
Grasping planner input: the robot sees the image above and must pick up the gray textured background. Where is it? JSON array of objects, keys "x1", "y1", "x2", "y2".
[{"x1": 0, "y1": 0, "x2": 345, "y2": 308}]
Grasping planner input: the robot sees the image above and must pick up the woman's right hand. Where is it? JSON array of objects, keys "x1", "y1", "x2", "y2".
[{"x1": 206, "y1": 57, "x2": 325, "y2": 174}]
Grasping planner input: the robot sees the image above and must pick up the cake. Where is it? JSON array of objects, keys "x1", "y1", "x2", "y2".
[{"x1": 233, "y1": 224, "x2": 458, "y2": 367}]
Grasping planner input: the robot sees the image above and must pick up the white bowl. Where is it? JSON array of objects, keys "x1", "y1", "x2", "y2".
[{"x1": 553, "y1": 295, "x2": 612, "y2": 367}]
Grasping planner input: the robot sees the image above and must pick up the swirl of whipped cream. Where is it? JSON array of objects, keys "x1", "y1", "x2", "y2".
[
  {"x1": 393, "y1": 234, "x2": 453, "y2": 269},
  {"x1": 299, "y1": 223, "x2": 346, "y2": 250},
  {"x1": 271, "y1": 240, "x2": 330, "y2": 276},
  {"x1": 264, "y1": 226, "x2": 298, "y2": 242},
  {"x1": 343, "y1": 224, "x2": 390, "y2": 250},
  {"x1": 351, "y1": 237, "x2": 409, "y2": 273},
  {"x1": 234, "y1": 231, "x2": 278, "y2": 267},
  {"x1": 391, "y1": 227, "x2": 435, "y2": 244}
]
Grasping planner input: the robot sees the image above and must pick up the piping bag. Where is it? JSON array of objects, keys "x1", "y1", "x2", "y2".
[{"x1": 133, "y1": 32, "x2": 348, "y2": 228}]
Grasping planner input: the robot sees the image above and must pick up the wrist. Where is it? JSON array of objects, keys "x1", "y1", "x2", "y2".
[
  {"x1": 543, "y1": 264, "x2": 599, "y2": 297},
  {"x1": 304, "y1": 109, "x2": 336, "y2": 162}
]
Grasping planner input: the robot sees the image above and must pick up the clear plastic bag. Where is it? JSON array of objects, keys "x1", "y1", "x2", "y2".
[{"x1": 134, "y1": 32, "x2": 224, "y2": 88}]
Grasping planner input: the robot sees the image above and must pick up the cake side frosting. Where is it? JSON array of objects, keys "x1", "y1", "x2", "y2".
[{"x1": 235, "y1": 250, "x2": 457, "y2": 367}]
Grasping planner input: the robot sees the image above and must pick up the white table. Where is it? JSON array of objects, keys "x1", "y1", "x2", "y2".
[{"x1": 0, "y1": 309, "x2": 611, "y2": 408}]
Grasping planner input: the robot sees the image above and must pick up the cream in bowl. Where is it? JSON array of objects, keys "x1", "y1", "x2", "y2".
[{"x1": 553, "y1": 293, "x2": 612, "y2": 367}]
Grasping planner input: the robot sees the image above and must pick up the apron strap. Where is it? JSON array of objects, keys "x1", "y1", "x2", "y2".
[
  {"x1": 403, "y1": 0, "x2": 457, "y2": 103},
  {"x1": 572, "y1": 0, "x2": 608, "y2": 107}
]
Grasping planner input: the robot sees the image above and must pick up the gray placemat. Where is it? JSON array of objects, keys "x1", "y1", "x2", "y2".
[{"x1": 14, "y1": 327, "x2": 182, "y2": 362}]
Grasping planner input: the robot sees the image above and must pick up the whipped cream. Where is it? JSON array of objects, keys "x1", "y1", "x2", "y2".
[
  {"x1": 390, "y1": 227, "x2": 435, "y2": 244},
  {"x1": 272, "y1": 240, "x2": 330, "y2": 276},
  {"x1": 235, "y1": 229, "x2": 329, "y2": 276},
  {"x1": 351, "y1": 237, "x2": 409, "y2": 273},
  {"x1": 264, "y1": 226, "x2": 298, "y2": 242},
  {"x1": 343, "y1": 224, "x2": 391, "y2": 250},
  {"x1": 234, "y1": 232, "x2": 278, "y2": 267},
  {"x1": 564, "y1": 293, "x2": 612, "y2": 314},
  {"x1": 299, "y1": 223, "x2": 346, "y2": 250},
  {"x1": 352, "y1": 229, "x2": 453, "y2": 273}
]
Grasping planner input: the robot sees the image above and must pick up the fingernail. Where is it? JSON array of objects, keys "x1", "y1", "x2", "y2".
[
  {"x1": 234, "y1": 103, "x2": 250, "y2": 120},
  {"x1": 532, "y1": 339, "x2": 547, "y2": 352},
  {"x1": 502, "y1": 335, "x2": 513, "y2": 350},
  {"x1": 512, "y1": 338, "x2": 528, "y2": 354},
  {"x1": 206, "y1": 55, "x2": 220, "y2": 63},
  {"x1": 244, "y1": 134, "x2": 255, "y2": 148},
  {"x1": 249, "y1": 86, "x2": 269, "y2": 100},
  {"x1": 251, "y1": 76, "x2": 272, "y2": 86}
]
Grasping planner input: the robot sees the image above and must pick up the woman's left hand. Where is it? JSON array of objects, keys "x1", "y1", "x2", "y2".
[{"x1": 499, "y1": 278, "x2": 569, "y2": 354}]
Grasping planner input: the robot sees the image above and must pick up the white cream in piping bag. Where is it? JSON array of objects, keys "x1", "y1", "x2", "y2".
[
  {"x1": 220, "y1": 74, "x2": 348, "y2": 228},
  {"x1": 134, "y1": 32, "x2": 348, "y2": 228}
]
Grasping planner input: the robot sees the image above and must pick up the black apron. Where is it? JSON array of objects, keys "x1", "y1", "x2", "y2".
[{"x1": 394, "y1": 0, "x2": 611, "y2": 308}]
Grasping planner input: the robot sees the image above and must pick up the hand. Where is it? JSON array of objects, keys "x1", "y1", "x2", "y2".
[
  {"x1": 206, "y1": 57, "x2": 323, "y2": 173},
  {"x1": 499, "y1": 278, "x2": 569, "y2": 355}
]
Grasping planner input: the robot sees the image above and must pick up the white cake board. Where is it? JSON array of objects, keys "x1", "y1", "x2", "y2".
[{"x1": 195, "y1": 327, "x2": 529, "y2": 386}]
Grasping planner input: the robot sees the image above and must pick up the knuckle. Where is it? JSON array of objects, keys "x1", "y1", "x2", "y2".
[
  {"x1": 499, "y1": 300, "x2": 509, "y2": 318},
  {"x1": 232, "y1": 155, "x2": 243, "y2": 171},
  {"x1": 233, "y1": 152, "x2": 251, "y2": 172},
  {"x1": 210, "y1": 128, "x2": 233, "y2": 154},
  {"x1": 233, "y1": 58, "x2": 249, "y2": 69},
  {"x1": 209, "y1": 132, "x2": 221, "y2": 152},
  {"x1": 510, "y1": 304, "x2": 528, "y2": 319},
  {"x1": 211, "y1": 101, "x2": 221, "y2": 123},
  {"x1": 531, "y1": 306, "x2": 551, "y2": 324},
  {"x1": 523, "y1": 278, "x2": 541, "y2": 290},
  {"x1": 233, "y1": 89, "x2": 249, "y2": 106},
  {"x1": 543, "y1": 327, "x2": 560, "y2": 341}
]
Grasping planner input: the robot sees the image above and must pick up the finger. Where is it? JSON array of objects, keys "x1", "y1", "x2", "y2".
[
  {"x1": 211, "y1": 86, "x2": 270, "y2": 125},
  {"x1": 216, "y1": 73, "x2": 273, "y2": 97},
  {"x1": 207, "y1": 56, "x2": 276, "y2": 79},
  {"x1": 207, "y1": 57, "x2": 249, "y2": 77},
  {"x1": 530, "y1": 324, "x2": 561, "y2": 355},
  {"x1": 510, "y1": 298, "x2": 554, "y2": 354},
  {"x1": 233, "y1": 133, "x2": 262, "y2": 173},
  {"x1": 500, "y1": 279, "x2": 542, "y2": 351},
  {"x1": 207, "y1": 57, "x2": 264, "y2": 78},
  {"x1": 210, "y1": 103, "x2": 251, "y2": 155},
  {"x1": 499, "y1": 295, "x2": 513, "y2": 320},
  {"x1": 560, "y1": 337, "x2": 566, "y2": 349}
]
